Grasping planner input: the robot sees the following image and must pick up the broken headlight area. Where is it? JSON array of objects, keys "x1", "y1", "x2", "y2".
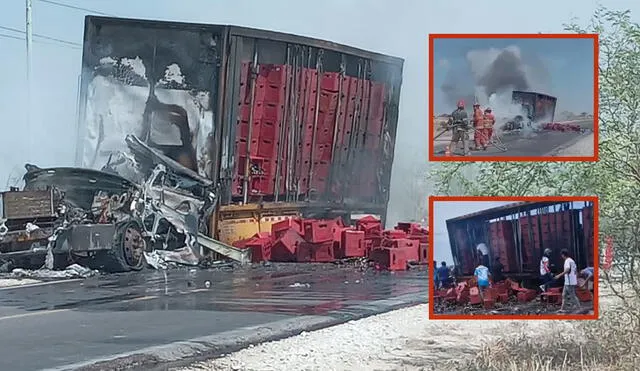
[{"x1": 0, "y1": 136, "x2": 217, "y2": 274}]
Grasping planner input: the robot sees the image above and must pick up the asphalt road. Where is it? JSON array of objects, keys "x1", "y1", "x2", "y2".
[
  {"x1": 433, "y1": 121, "x2": 595, "y2": 158},
  {"x1": 0, "y1": 264, "x2": 427, "y2": 371}
]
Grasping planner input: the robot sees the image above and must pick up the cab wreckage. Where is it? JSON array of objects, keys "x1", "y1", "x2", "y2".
[{"x1": 0, "y1": 134, "x2": 241, "y2": 273}]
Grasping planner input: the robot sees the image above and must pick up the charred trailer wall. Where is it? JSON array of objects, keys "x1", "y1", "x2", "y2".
[
  {"x1": 446, "y1": 219, "x2": 491, "y2": 276},
  {"x1": 77, "y1": 16, "x2": 223, "y2": 177},
  {"x1": 217, "y1": 28, "x2": 403, "y2": 214}
]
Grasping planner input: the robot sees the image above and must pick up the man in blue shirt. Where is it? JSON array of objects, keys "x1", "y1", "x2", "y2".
[
  {"x1": 433, "y1": 261, "x2": 439, "y2": 290},
  {"x1": 437, "y1": 261, "x2": 451, "y2": 289},
  {"x1": 474, "y1": 260, "x2": 492, "y2": 301}
]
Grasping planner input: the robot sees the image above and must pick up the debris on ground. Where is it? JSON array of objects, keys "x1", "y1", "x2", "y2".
[
  {"x1": 0, "y1": 278, "x2": 41, "y2": 288},
  {"x1": 144, "y1": 246, "x2": 201, "y2": 269},
  {"x1": 433, "y1": 277, "x2": 594, "y2": 315},
  {"x1": 11, "y1": 263, "x2": 98, "y2": 279}
]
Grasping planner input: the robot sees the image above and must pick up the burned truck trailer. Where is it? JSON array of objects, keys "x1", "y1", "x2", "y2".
[
  {"x1": 511, "y1": 90, "x2": 557, "y2": 123},
  {"x1": 76, "y1": 16, "x2": 403, "y2": 244},
  {"x1": 445, "y1": 201, "x2": 595, "y2": 279}
]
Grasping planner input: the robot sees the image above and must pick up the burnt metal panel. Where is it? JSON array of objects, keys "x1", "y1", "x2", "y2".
[
  {"x1": 78, "y1": 16, "x2": 222, "y2": 176},
  {"x1": 69, "y1": 224, "x2": 117, "y2": 252},
  {"x1": 0, "y1": 190, "x2": 54, "y2": 219}
]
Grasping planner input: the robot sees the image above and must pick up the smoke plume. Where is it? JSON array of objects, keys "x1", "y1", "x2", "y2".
[{"x1": 440, "y1": 45, "x2": 551, "y2": 109}]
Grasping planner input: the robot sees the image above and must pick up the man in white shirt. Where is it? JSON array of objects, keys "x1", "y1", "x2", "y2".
[
  {"x1": 554, "y1": 249, "x2": 580, "y2": 312},
  {"x1": 476, "y1": 243, "x2": 490, "y2": 269},
  {"x1": 539, "y1": 248, "x2": 553, "y2": 292}
]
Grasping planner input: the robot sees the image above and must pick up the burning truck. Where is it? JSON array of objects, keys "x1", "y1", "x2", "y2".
[
  {"x1": 502, "y1": 90, "x2": 557, "y2": 131},
  {"x1": 0, "y1": 15, "x2": 407, "y2": 273}
]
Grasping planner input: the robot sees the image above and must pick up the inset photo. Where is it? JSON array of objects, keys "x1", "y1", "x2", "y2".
[
  {"x1": 429, "y1": 34, "x2": 598, "y2": 161},
  {"x1": 429, "y1": 196, "x2": 598, "y2": 320}
]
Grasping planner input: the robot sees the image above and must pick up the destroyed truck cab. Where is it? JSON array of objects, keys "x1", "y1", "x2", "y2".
[{"x1": 0, "y1": 135, "x2": 216, "y2": 273}]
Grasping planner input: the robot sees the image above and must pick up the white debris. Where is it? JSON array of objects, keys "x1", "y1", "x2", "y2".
[
  {"x1": 120, "y1": 57, "x2": 147, "y2": 78},
  {"x1": 288, "y1": 282, "x2": 311, "y2": 288},
  {"x1": 25, "y1": 222, "x2": 40, "y2": 234},
  {"x1": 177, "y1": 304, "x2": 575, "y2": 371},
  {"x1": 162, "y1": 63, "x2": 186, "y2": 86},
  {"x1": 0, "y1": 278, "x2": 41, "y2": 288},
  {"x1": 144, "y1": 246, "x2": 200, "y2": 270},
  {"x1": 12, "y1": 264, "x2": 97, "y2": 279},
  {"x1": 99, "y1": 56, "x2": 118, "y2": 66}
]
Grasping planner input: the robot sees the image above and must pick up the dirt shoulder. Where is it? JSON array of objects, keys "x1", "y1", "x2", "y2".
[{"x1": 176, "y1": 284, "x2": 628, "y2": 371}]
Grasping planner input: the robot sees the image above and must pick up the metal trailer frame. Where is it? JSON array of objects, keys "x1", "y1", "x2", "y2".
[
  {"x1": 77, "y1": 16, "x2": 404, "y2": 237},
  {"x1": 445, "y1": 201, "x2": 594, "y2": 279}
]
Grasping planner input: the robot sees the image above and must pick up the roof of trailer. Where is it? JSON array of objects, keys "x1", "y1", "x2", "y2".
[
  {"x1": 445, "y1": 201, "x2": 578, "y2": 223},
  {"x1": 84, "y1": 16, "x2": 404, "y2": 66}
]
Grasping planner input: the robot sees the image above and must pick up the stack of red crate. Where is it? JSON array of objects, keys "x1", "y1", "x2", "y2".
[
  {"x1": 395, "y1": 222, "x2": 429, "y2": 264},
  {"x1": 233, "y1": 62, "x2": 289, "y2": 197},
  {"x1": 359, "y1": 82, "x2": 386, "y2": 199},
  {"x1": 488, "y1": 220, "x2": 517, "y2": 272}
]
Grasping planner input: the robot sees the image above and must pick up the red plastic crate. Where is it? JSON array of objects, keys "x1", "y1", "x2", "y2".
[
  {"x1": 254, "y1": 83, "x2": 285, "y2": 104},
  {"x1": 303, "y1": 219, "x2": 335, "y2": 243},
  {"x1": 237, "y1": 120, "x2": 279, "y2": 142},
  {"x1": 271, "y1": 218, "x2": 303, "y2": 240},
  {"x1": 297, "y1": 241, "x2": 335, "y2": 263},
  {"x1": 238, "y1": 102, "x2": 285, "y2": 123},
  {"x1": 321, "y1": 72, "x2": 342, "y2": 92},
  {"x1": 246, "y1": 237, "x2": 272, "y2": 263},
  {"x1": 342, "y1": 229, "x2": 365, "y2": 258},
  {"x1": 272, "y1": 229, "x2": 304, "y2": 262},
  {"x1": 370, "y1": 247, "x2": 407, "y2": 271},
  {"x1": 383, "y1": 229, "x2": 407, "y2": 239},
  {"x1": 257, "y1": 64, "x2": 288, "y2": 85}
]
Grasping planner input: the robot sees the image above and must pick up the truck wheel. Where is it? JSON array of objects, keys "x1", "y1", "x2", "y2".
[{"x1": 112, "y1": 220, "x2": 146, "y2": 272}]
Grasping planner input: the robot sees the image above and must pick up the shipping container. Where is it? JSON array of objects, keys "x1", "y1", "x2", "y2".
[
  {"x1": 445, "y1": 201, "x2": 595, "y2": 280},
  {"x1": 511, "y1": 90, "x2": 557, "y2": 123},
  {"x1": 75, "y1": 16, "x2": 403, "y2": 243}
]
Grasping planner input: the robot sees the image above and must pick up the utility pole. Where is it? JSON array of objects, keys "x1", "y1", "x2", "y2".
[{"x1": 25, "y1": 0, "x2": 33, "y2": 160}]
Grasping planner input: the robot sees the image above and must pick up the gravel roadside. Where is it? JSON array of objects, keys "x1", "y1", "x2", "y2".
[{"x1": 174, "y1": 304, "x2": 573, "y2": 371}]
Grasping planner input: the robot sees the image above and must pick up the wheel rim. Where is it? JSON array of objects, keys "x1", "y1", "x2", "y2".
[{"x1": 123, "y1": 225, "x2": 145, "y2": 268}]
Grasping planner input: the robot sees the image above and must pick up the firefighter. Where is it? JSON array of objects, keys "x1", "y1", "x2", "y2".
[
  {"x1": 448, "y1": 100, "x2": 469, "y2": 155},
  {"x1": 472, "y1": 103, "x2": 485, "y2": 149},
  {"x1": 482, "y1": 107, "x2": 496, "y2": 150}
]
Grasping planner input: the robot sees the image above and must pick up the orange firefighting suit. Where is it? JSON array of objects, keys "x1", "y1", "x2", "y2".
[
  {"x1": 473, "y1": 107, "x2": 485, "y2": 148},
  {"x1": 483, "y1": 112, "x2": 496, "y2": 145}
]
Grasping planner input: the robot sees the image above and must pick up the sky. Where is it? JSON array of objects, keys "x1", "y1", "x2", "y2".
[
  {"x1": 432, "y1": 37, "x2": 595, "y2": 114},
  {"x1": 432, "y1": 200, "x2": 588, "y2": 265},
  {"x1": 0, "y1": 0, "x2": 637, "y2": 223}
]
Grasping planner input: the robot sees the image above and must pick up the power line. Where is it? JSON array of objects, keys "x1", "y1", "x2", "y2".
[
  {"x1": 0, "y1": 31, "x2": 81, "y2": 49},
  {"x1": 0, "y1": 25, "x2": 80, "y2": 46},
  {"x1": 0, "y1": 33, "x2": 24, "y2": 41},
  {"x1": 37, "y1": 0, "x2": 113, "y2": 16}
]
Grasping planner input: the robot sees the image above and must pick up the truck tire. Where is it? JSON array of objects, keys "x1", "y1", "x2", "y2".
[{"x1": 89, "y1": 220, "x2": 146, "y2": 273}]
